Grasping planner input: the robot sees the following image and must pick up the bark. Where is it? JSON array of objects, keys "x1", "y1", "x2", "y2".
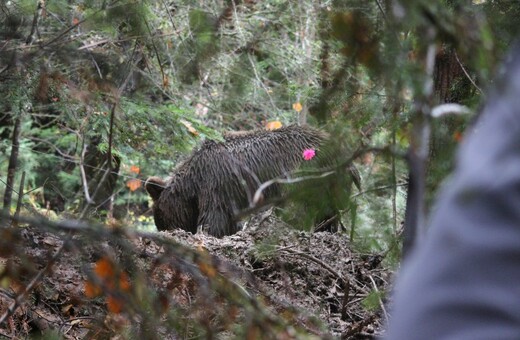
[
  {"x1": 428, "y1": 46, "x2": 473, "y2": 203},
  {"x1": 12, "y1": 171, "x2": 25, "y2": 227},
  {"x1": 433, "y1": 46, "x2": 468, "y2": 103},
  {"x1": 3, "y1": 113, "x2": 22, "y2": 212},
  {"x1": 81, "y1": 139, "x2": 121, "y2": 217}
]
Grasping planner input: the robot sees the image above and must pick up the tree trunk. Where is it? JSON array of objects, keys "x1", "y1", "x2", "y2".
[
  {"x1": 427, "y1": 46, "x2": 472, "y2": 203},
  {"x1": 81, "y1": 138, "x2": 121, "y2": 218},
  {"x1": 3, "y1": 112, "x2": 23, "y2": 217}
]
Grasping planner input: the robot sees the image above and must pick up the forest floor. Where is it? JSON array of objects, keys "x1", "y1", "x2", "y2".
[{"x1": 0, "y1": 212, "x2": 392, "y2": 339}]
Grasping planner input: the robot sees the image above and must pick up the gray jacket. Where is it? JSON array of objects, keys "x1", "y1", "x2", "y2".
[{"x1": 386, "y1": 45, "x2": 520, "y2": 339}]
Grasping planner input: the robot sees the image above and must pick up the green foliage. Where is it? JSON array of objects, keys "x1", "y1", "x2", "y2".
[
  {"x1": 39, "y1": 329, "x2": 63, "y2": 340},
  {"x1": 482, "y1": 2, "x2": 520, "y2": 57},
  {"x1": 0, "y1": 0, "x2": 518, "y2": 248},
  {"x1": 281, "y1": 122, "x2": 360, "y2": 232},
  {"x1": 362, "y1": 290, "x2": 385, "y2": 312}
]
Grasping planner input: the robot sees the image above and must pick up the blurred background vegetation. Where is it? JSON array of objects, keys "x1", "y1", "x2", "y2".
[{"x1": 1, "y1": 0, "x2": 519, "y2": 258}]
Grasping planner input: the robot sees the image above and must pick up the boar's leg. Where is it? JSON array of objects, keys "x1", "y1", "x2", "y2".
[{"x1": 197, "y1": 206, "x2": 239, "y2": 237}]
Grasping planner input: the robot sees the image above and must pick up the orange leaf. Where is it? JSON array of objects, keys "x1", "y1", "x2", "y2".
[
  {"x1": 265, "y1": 121, "x2": 283, "y2": 130},
  {"x1": 198, "y1": 260, "x2": 217, "y2": 278},
  {"x1": 129, "y1": 165, "x2": 140, "y2": 174},
  {"x1": 84, "y1": 281, "x2": 101, "y2": 298},
  {"x1": 87, "y1": 257, "x2": 132, "y2": 314},
  {"x1": 453, "y1": 131, "x2": 463, "y2": 143},
  {"x1": 95, "y1": 257, "x2": 115, "y2": 279},
  {"x1": 119, "y1": 272, "x2": 131, "y2": 292},
  {"x1": 126, "y1": 179, "x2": 142, "y2": 192},
  {"x1": 292, "y1": 102, "x2": 303, "y2": 112},
  {"x1": 194, "y1": 246, "x2": 218, "y2": 279},
  {"x1": 106, "y1": 296, "x2": 124, "y2": 314},
  {"x1": 180, "y1": 119, "x2": 199, "y2": 136}
]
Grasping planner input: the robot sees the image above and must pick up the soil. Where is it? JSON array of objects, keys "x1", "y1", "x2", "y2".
[{"x1": 0, "y1": 213, "x2": 392, "y2": 339}]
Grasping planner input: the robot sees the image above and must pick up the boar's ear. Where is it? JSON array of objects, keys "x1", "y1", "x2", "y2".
[{"x1": 145, "y1": 177, "x2": 166, "y2": 201}]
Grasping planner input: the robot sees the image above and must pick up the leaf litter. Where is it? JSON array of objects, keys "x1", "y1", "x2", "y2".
[{"x1": 0, "y1": 213, "x2": 391, "y2": 339}]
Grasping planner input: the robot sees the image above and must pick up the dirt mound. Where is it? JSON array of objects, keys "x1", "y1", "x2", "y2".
[{"x1": 0, "y1": 214, "x2": 391, "y2": 339}]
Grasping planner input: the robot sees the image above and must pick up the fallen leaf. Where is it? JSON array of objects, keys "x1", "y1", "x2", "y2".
[
  {"x1": 126, "y1": 179, "x2": 142, "y2": 192},
  {"x1": 453, "y1": 131, "x2": 463, "y2": 142},
  {"x1": 198, "y1": 261, "x2": 217, "y2": 278},
  {"x1": 180, "y1": 119, "x2": 199, "y2": 136},
  {"x1": 94, "y1": 257, "x2": 114, "y2": 279},
  {"x1": 119, "y1": 272, "x2": 131, "y2": 292},
  {"x1": 266, "y1": 121, "x2": 283, "y2": 130},
  {"x1": 292, "y1": 102, "x2": 303, "y2": 112},
  {"x1": 106, "y1": 296, "x2": 124, "y2": 314},
  {"x1": 84, "y1": 281, "x2": 101, "y2": 298},
  {"x1": 129, "y1": 165, "x2": 140, "y2": 174}
]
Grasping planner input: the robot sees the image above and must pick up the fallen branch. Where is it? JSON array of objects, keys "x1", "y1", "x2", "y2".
[{"x1": 369, "y1": 274, "x2": 389, "y2": 325}]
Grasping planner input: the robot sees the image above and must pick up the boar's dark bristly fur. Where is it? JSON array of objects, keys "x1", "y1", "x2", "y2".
[{"x1": 146, "y1": 125, "x2": 330, "y2": 237}]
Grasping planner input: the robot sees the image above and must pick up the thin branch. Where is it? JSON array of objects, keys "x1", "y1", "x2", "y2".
[
  {"x1": 252, "y1": 170, "x2": 336, "y2": 205},
  {"x1": 0, "y1": 242, "x2": 68, "y2": 326},
  {"x1": 11, "y1": 143, "x2": 142, "y2": 183},
  {"x1": 368, "y1": 274, "x2": 389, "y2": 325},
  {"x1": 77, "y1": 32, "x2": 181, "y2": 51},
  {"x1": 0, "y1": 65, "x2": 9, "y2": 75},
  {"x1": 375, "y1": 0, "x2": 388, "y2": 22},
  {"x1": 454, "y1": 52, "x2": 483, "y2": 94},
  {"x1": 374, "y1": 0, "x2": 402, "y2": 48},
  {"x1": 279, "y1": 248, "x2": 369, "y2": 294},
  {"x1": 79, "y1": 165, "x2": 110, "y2": 218},
  {"x1": 351, "y1": 182, "x2": 407, "y2": 199},
  {"x1": 88, "y1": 51, "x2": 103, "y2": 78},
  {"x1": 314, "y1": 214, "x2": 338, "y2": 232},
  {"x1": 79, "y1": 143, "x2": 94, "y2": 205},
  {"x1": 247, "y1": 53, "x2": 278, "y2": 111},
  {"x1": 252, "y1": 145, "x2": 402, "y2": 206},
  {"x1": 279, "y1": 248, "x2": 346, "y2": 285},
  {"x1": 26, "y1": 0, "x2": 45, "y2": 44},
  {"x1": 29, "y1": 137, "x2": 76, "y2": 160},
  {"x1": 40, "y1": 17, "x2": 88, "y2": 48},
  {"x1": 143, "y1": 18, "x2": 166, "y2": 88},
  {"x1": 0, "y1": 329, "x2": 13, "y2": 339}
]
